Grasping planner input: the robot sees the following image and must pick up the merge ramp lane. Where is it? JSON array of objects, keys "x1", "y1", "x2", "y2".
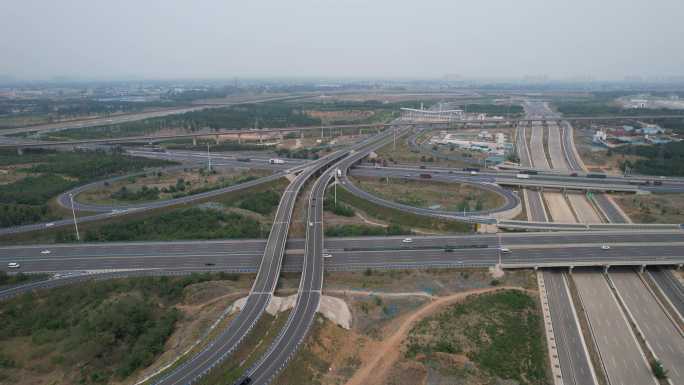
[
  {"x1": 243, "y1": 128, "x2": 401, "y2": 384},
  {"x1": 610, "y1": 270, "x2": 684, "y2": 384},
  {"x1": 543, "y1": 270, "x2": 597, "y2": 385},
  {"x1": 153, "y1": 150, "x2": 346, "y2": 385},
  {"x1": 572, "y1": 272, "x2": 657, "y2": 385},
  {"x1": 244, "y1": 164, "x2": 332, "y2": 385},
  {"x1": 648, "y1": 268, "x2": 684, "y2": 320}
]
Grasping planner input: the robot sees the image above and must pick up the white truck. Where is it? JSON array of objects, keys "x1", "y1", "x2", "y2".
[
  {"x1": 516, "y1": 173, "x2": 530, "y2": 179},
  {"x1": 269, "y1": 158, "x2": 285, "y2": 165}
]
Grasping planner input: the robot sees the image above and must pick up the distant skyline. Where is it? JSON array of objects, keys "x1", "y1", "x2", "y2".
[{"x1": 1, "y1": 0, "x2": 683, "y2": 81}]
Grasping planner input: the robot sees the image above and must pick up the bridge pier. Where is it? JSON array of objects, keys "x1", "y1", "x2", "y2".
[
  {"x1": 300, "y1": 130, "x2": 304, "y2": 140},
  {"x1": 568, "y1": 266, "x2": 574, "y2": 274},
  {"x1": 214, "y1": 135, "x2": 220, "y2": 145},
  {"x1": 192, "y1": 136, "x2": 197, "y2": 146},
  {"x1": 533, "y1": 266, "x2": 539, "y2": 271},
  {"x1": 278, "y1": 132, "x2": 283, "y2": 141},
  {"x1": 677, "y1": 264, "x2": 682, "y2": 270},
  {"x1": 258, "y1": 133, "x2": 263, "y2": 144},
  {"x1": 639, "y1": 265, "x2": 646, "y2": 273},
  {"x1": 603, "y1": 265, "x2": 610, "y2": 274},
  {"x1": 16, "y1": 147, "x2": 23, "y2": 156}
]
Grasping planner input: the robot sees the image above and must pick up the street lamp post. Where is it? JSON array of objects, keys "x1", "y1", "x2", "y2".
[
  {"x1": 69, "y1": 193, "x2": 80, "y2": 241},
  {"x1": 207, "y1": 143, "x2": 212, "y2": 172}
]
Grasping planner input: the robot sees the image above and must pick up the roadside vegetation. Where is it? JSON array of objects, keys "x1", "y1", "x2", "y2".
[
  {"x1": 351, "y1": 176, "x2": 505, "y2": 213},
  {"x1": 0, "y1": 271, "x2": 48, "y2": 287},
  {"x1": 334, "y1": 185, "x2": 473, "y2": 233},
  {"x1": 46, "y1": 102, "x2": 322, "y2": 140},
  {"x1": 403, "y1": 290, "x2": 547, "y2": 385},
  {"x1": 0, "y1": 98, "x2": 183, "y2": 129},
  {"x1": 614, "y1": 193, "x2": 684, "y2": 223},
  {"x1": 0, "y1": 148, "x2": 175, "y2": 228},
  {"x1": 0, "y1": 273, "x2": 236, "y2": 385},
  {"x1": 615, "y1": 141, "x2": 684, "y2": 176},
  {"x1": 325, "y1": 223, "x2": 411, "y2": 237},
  {"x1": 79, "y1": 168, "x2": 267, "y2": 205}
]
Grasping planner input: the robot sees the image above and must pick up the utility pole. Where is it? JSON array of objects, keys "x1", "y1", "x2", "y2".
[
  {"x1": 207, "y1": 143, "x2": 212, "y2": 172},
  {"x1": 393, "y1": 126, "x2": 397, "y2": 152},
  {"x1": 69, "y1": 193, "x2": 80, "y2": 241}
]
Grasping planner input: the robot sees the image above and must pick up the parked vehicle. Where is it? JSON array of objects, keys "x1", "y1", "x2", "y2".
[
  {"x1": 516, "y1": 173, "x2": 530, "y2": 179},
  {"x1": 587, "y1": 173, "x2": 607, "y2": 179},
  {"x1": 402, "y1": 238, "x2": 413, "y2": 243},
  {"x1": 269, "y1": 158, "x2": 285, "y2": 164},
  {"x1": 236, "y1": 158, "x2": 251, "y2": 162},
  {"x1": 419, "y1": 173, "x2": 432, "y2": 179},
  {"x1": 7, "y1": 262, "x2": 20, "y2": 269}
]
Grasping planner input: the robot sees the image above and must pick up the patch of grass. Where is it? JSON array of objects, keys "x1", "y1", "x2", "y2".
[
  {"x1": 0, "y1": 273, "x2": 229, "y2": 384},
  {"x1": 82, "y1": 208, "x2": 262, "y2": 242},
  {"x1": 236, "y1": 189, "x2": 281, "y2": 215},
  {"x1": 0, "y1": 178, "x2": 288, "y2": 245},
  {"x1": 325, "y1": 223, "x2": 410, "y2": 237},
  {"x1": 0, "y1": 148, "x2": 175, "y2": 227},
  {"x1": 0, "y1": 271, "x2": 49, "y2": 288},
  {"x1": 405, "y1": 290, "x2": 547, "y2": 385},
  {"x1": 336, "y1": 185, "x2": 472, "y2": 233},
  {"x1": 351, "y1": 176, "x2": 504, "y2": 213}
]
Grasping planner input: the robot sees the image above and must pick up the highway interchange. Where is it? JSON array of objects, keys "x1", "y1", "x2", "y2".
[{"x1": 1, "y1": 101, "x2": 683, "y2": 385}]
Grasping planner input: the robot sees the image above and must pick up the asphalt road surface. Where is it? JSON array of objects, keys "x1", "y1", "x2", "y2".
[
  {"x1": 610, "y1": 270, "x2": 684, "y2": 384},
  {"x1": 543, "y1": 270, "x2": 597, "y2": 385},
  {"x1": 572, "y1": 272, "x2": 657, "y2": 385},
  {"x1": 648, "y1": 267, "x2": 684, "y2": 321}
]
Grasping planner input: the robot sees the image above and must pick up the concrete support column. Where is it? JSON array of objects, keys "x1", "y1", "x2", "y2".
[
  {"x1": 533, "y1": 266, "x2": 539, "y2": 271},
  {"x1": 258, "y1": 133, "x2": 262, "y2": 144},
  {"x1": 300, "y1": 130, "x2": 304, "y2": 139},
  {"x1": 603, "y1": 265, "x2": 610, "y2": 274},
  {"x1": 214, "y1": 135, "x2": 220, "y2": 145},
  {"x1": 238, "y1": 133, "x2": 242, "y2": 144},
  {"x1": 568, "y1": 266, "x2": 574, "y2": 274},
  {"x1": 278, "y1": 132, "x2": 283, "y2": 141},
  {"x1": 16, "y1": 147, "x2": 23, "y2": 155},
  {"x1": 639, "y1": 265, "x2": 646, "y2": 273},
  {"x1": 192, "y1": 137, "x2": 197, "y2": 146},
  {"x1": 677, "y1": 264, "x2": 682, "y2": 270}
]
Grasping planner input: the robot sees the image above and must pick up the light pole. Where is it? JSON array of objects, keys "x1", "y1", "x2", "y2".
[
  {"x1": 69, "y1": 193, "x2": 80, "y2": 241},
  {"x1": 206, "y1": 143, "x2": 212, "y2": 172}
]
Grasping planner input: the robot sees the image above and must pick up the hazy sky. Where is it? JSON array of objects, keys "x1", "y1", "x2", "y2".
[{"x1": 1, "y1": 0, "x2": 683, "y2": 81}]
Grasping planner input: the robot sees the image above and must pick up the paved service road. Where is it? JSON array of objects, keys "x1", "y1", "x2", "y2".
[
  {"x1": 543, "y1": 270, "x2": 597, "y2": 385},
  {"x1": 573, "y1": 272, "x2": 657, "y2": 385},
  {"x1": 610, "y1": 270, "x2": 684, "y2": 384},
  {"x1": 648, "y1": 267, "x2": 684, "y2": 321}
]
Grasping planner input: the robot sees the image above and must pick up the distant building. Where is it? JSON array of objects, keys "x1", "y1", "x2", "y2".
[
  {"x1": 641, "y1": 126, "x2": 665, "y2": 135},
  {"x1": 593, "y1": 130, "x2": 607, "y2": 144}
]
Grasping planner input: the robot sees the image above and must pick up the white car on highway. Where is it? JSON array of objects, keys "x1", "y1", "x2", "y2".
[
  {"x1": 402, "y1": 238, "x2": 413, "y2": 243},
  {"x1": 40, "y1": 250, "x2": 51, "y2": 254},
  {"x1": 323, "y1": 253, "x2": 333, "y2": 258},
  {"x1": 499, "y1": 247, "x2": 511, "y2": 253},
  {"x1": 601, "y1": 245, "x2": 611, "y2": 250},
  {"x1": 7, "y1": 262, "x2": 20, "y2": 269}
]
